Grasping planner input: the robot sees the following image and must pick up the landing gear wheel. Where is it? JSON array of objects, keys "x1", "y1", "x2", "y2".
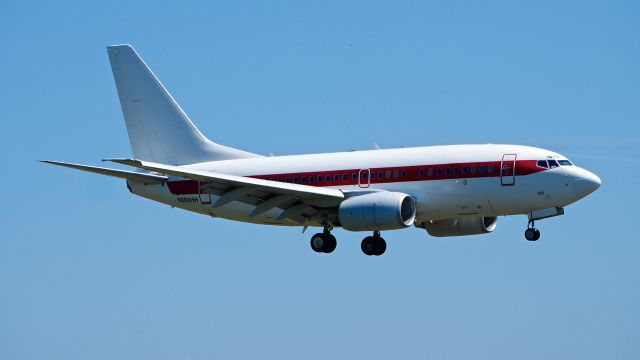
[
  {"x1": 361, "y1": 233, "x2": 387, "y2": 256},
  {"x1": 373, "y1": 236, "x2": 386, "y2": 256},
  {"x1": 533, "y1": 228, "x2": 540, "y2": 240},
  {"x1": 310, "y1": 233, "x2": 326, "y2": 252},
  {"x1": 525, "y1": 219, "x2": 541, "y2": 241},
  {"x1": 323, "y1": 234, "x2": 337, "y2": 253},
  {"x1": 310, "y1": 232, "x2": 337, "y2": 253},
  {"x1": 525, "y1": 228, "x2": 540, "y2": 241},
  {"x1": 361, "y1": 236, "x2": 376, "y2": 256}
]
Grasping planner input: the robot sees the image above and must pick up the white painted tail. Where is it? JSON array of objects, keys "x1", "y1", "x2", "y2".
[{"x1": 107, "y1": 44, "x2": 261, "y2": 165}]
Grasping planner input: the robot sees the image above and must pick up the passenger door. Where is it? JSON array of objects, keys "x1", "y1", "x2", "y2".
[{"x1": 500, "y1": 154, "x2": 517, "y2": 186}]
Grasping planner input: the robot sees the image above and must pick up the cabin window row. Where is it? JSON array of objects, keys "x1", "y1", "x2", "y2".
[
  {"x1": 265, "y1": 164, "x2": 496, "y2": 184},
  {"x1": 419, "y1": 165, "x2": 495, "y2": 177}
]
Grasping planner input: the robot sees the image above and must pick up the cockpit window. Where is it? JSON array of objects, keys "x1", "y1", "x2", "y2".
[
  {"x1": 548, "y1": 159, "x2": 559, "y2": 168},
  {"x1": 537, "y1": 160, "x2": 549, "y2": 168},
  {"x1": 558, "y1": 160, "x2": 573, "y2": 166}
]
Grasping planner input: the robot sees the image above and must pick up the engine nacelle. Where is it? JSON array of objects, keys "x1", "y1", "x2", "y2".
[
  {"x1": 338, "y1": 192, "x2": 416, "y2": 231},
  {"x1": 419, "y1": 216, "x2": 498, "y2": 237}
]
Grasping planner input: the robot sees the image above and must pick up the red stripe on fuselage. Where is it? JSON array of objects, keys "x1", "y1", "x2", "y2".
[
  {"x1": 166, "y1": 159, "x2": 546, "y2": 195},
  {"x1": 167, "y1": 180, "x2": 199, "y2": 195}
]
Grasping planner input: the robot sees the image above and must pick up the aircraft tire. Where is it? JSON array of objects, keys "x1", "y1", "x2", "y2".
[
  {"x1": 361, "y1": 236, "x2": 377, "y2": 256},
  {"x1": 525, "y1": 228, "x2": 538, "y2": 241},
  {"x1": 374, "y1": 237, "x2": 386, "y2": 256},
  {"x1": 310, "y1": 233, "x2": 326, "y2": 252},
  {"x1": 323, "y1": 234, "x2": 337, "y2": 253},
  {"x1": 533, "y1": 228, "x2": 541, "y2": 240}
]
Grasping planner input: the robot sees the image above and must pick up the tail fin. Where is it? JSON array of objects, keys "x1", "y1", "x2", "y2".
[{"x1": 106, "y1": 44, "x2": 261, "y2": 165}]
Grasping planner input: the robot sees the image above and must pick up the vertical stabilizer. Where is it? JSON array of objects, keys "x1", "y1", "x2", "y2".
[{"x1": 107, "y1": 44, "x2": 261, "y2": 165}]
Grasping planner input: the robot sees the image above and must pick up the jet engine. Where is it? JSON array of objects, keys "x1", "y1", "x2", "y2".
[
  {"x1": 338, "y1": 192, "x2": 416, "y2": 231},
  {"x1": 418, "y1": 216, "x2": 498, "y2": 237}
]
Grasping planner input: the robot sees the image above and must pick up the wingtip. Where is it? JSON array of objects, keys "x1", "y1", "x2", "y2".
[{"x1": 103, "y1": 158, "x2": 134, "y2": 162}]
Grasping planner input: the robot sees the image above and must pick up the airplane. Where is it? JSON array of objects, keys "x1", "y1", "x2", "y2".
[{"x1": 43, "y1": 44, "x2": 601, "y2": 256}]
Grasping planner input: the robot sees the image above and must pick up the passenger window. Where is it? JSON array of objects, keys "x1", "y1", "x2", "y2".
[
  {"x1": 317, "y1": 176, "x2": 323, "y2": 183},
  {"x1": 393, "y1": 170, "x2": 399, "y2": 178},
  {"x1": 401, "y1": 170, "x2": 407, "y2": 177},
  {"x1": 361, "y1": 172, "x2": 368, "y2": 179},
  {"x1": 293, "y1": 177, "x2": 298, "y2": 183},
  {"x1": 470, "y1": 166, "x2": 476, "y2": 174},
  {"x1": 454, "y1": 167, "x2": 459, "y2": 175},
  {"x1": 370, "y1": 172, "x2": 376, "y2": 179},
  {"x1": 326, "y1": 175, "x2": 331, "y2": 182},
  {"x1": 537, "y1": 160, "x2": 549, "y2": 168},
  {"x1": 548, "y1": 160, "x2": 559, "y2": 168},
  {"x1": 378, "y1": 171, "x2": 383, "y2": 179},
  {"x1": 437, "y1": 168, "x2": 442, "y2": 176},
  {"x1": 487, "y1": 165, "x2": 494, "y2": 173},
  {"x1": 309, "y1": 176, "x2": 314, "y2": 183},
  {"x1": 278, "y1": 177, "x2": 283, "y2": 182},
  {"x1": 352, "y1": 173, "x2": 357, "y2": 180},
  {"x1": 445, "y1": 168, "x2": 451, "y2": 175},
  {"x1": 558, "y1": 160, "x2": 572, "y2": 166},
  {"x1": 462, "y1": 167, "x2": 468, "y2": 174},
  {"x1": 479, "y1": 166, "x2": 485, "y2": 173},
  {"x1": 386, "y1": 170, "x2": 392, "y2": 178},
  {"x1": 301, "y1": 177, "x2": 306, "y2": 184},
  {"x1": 342, "y1": 174, "x2": 348, "y2": 181},
  {"x1": 419, "y1": 169, "x2": 424, "y2": 177},
  {"x1": 334, "y1": 174, "x2": 340, "y2": 182},
  {"x1": 285, "y1": 177, "x2": 291, "y2": 183},
  {"x1": 428, "y1": 168, "x2": 433, "y2": 176}
]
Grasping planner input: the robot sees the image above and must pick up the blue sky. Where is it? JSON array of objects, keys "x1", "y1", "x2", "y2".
[{"x1": 1, "y1": 1, "x2": 639, "y2": 359}]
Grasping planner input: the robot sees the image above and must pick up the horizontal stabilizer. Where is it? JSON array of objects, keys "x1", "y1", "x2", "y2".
[{"x1": 42, "y1": 160, "x2": 167, "y2": 184}]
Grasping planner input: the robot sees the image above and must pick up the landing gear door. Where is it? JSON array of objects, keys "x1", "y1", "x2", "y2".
[
  {"x1": 358, "y1": 169, "x2": 370, "y2": 188},
  {"x1": 501, "y1": 154, "x2": 517, "y2": 186}
]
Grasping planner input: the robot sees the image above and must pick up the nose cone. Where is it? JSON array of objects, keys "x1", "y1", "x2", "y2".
[{"x1": 574, "y1": 168, "x2": 601, "y2": 198}]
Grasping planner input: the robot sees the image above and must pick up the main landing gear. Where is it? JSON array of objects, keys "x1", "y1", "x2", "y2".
[
  {"x1": 524, "y1": 220, "x2": 541, "y2": 241},
  {"x1": 310, "y1": 228, "x2": 387, "y2": 256},
  {"x1": 310, "y1": 227, "x2": 337, "y2": 253},
  {"x1": 361, "y1": 231, "x2": 386, "y2": 256}
]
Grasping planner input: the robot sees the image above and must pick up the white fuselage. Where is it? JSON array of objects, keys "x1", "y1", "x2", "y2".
[{"x1": 128, "y1": 144, "x2": 600, "y2": 229}]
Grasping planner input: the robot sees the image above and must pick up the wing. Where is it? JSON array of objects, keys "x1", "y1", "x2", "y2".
[
  {"x1": 42, "y1": 160, "x2": 168, "y2": 184},
  {"x1": 105, "y1": 158, "x2": 345, "y2": 224}
]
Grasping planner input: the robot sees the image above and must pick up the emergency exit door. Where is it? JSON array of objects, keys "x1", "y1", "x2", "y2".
[{"x1": 358, "y1": 169, "x2": 370, "y2": 188}]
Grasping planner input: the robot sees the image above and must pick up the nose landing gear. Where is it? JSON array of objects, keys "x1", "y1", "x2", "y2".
[
  {"x1": 524, "y1": 220, "x2": 541, "y2": 241},
  {"x1": 361, "y1": 231, "x2": 386, "y2": 256},
  {"x1": 310, "y1": 226, "x2": 337, "y2": 253}
]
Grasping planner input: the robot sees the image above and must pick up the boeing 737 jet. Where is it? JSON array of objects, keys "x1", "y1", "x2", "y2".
[{"x1": 44, "y1": 44, "x2": 601, "y2": 256}]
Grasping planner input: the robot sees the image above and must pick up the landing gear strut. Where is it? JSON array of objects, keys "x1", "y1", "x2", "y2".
[
  {"x1": 310, "y1": 226, "x2": 337, "y2": 253},
  {"x1": 524, "y1": 220, "x2": 541, "y2": 241},
  {"x1": 361, "y1": 231, "x2": 386, "y2": 256}
]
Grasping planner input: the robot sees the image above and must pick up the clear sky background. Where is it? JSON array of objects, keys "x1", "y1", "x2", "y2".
[{"x1": 1, "y1": 1, "x2": 638, "y2": 359}]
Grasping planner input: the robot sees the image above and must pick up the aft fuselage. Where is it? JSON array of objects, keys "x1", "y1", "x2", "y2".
[{"x1": 128, "y1": 144, "x2": 600, "y2": 228}]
